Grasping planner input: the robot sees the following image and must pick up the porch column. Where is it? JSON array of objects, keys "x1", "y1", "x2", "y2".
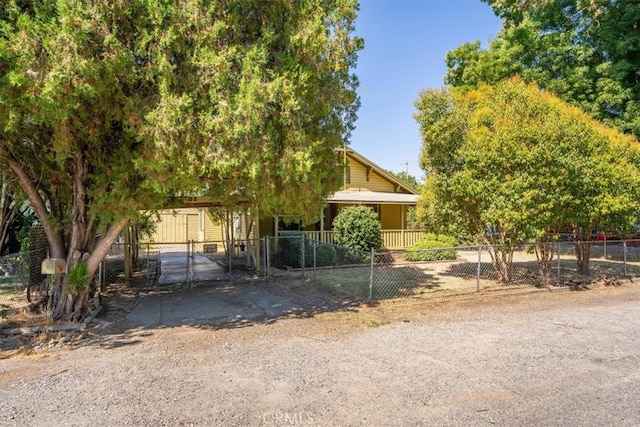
[{"x1": 401, "y1": 205, "x2": 406, "y2": 248}]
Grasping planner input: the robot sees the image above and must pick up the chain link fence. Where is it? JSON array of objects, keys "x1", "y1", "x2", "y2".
[
  {"x1": 40, "y1": 235, "x2": 636, "y2": 303},
  {"x1": 262, "y1": 236, "x2": 640, "y2": 301},
  {"x1": 0, "y1": 248, "x2": 49, "y2": 295},
  {"x1": 100, "y1": 239, "x2": 268, "y2": 289}
]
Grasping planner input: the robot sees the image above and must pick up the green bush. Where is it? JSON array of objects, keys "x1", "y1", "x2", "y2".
[
  {"x1": 404, "y1": 233, "x2": 457, "y2": 261},
  {"x1": 314, "y1": 244, "x2": 336, "y2": 267},
  {"x1": 335, "y1": 246, "x2": 371, "y2": 265},
  {"x1": 67, "y1": 262, "x2": 88, "y2": 295},
  {"x1": 274, "y1": 232, "x2": 335, "y2": 268},
  {"x1": 333, "y1": 206, "x2": 383, "y2": 252}
]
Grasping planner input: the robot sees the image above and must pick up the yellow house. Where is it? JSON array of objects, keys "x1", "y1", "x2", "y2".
[{"x1": 147, "y1": 148, "x2": 423, "y2": 249}]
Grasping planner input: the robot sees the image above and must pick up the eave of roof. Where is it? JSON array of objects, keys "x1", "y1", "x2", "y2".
[{"x1": 328, "y1": 190, "x2": 418, "y2": 205}]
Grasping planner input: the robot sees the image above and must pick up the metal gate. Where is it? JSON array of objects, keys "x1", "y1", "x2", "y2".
[{"x1": 100, "y1": 240, "x2": 266, "y2": 289}]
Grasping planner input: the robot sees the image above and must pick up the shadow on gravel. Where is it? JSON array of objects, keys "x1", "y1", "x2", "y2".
[
  {"x1": 79, "y1": 277, "x2": 365, "y2": 349},
  {"x1": 0, "y1": 275, "x2": 367, "y2": 355}
]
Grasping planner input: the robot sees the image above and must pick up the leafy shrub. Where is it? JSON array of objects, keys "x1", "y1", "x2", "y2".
[
  {"x1": 334, "y1": 246, "x2": 371, "y2": 265},
  {"x1": 404, "y1": 233, "x2": 457, "y2": 261},
  {"x1": 333, "y1": 206, "x2": 383, "y2": 252},
  {"x1": 274, "y1": 232, "x2": 335, "y2": 268},
  {"x1": 67, "y1": 262, "x2": 88, "y2": 295},
  {"x1": 314, "y1": 244, "x2": 336, "y2": 267}
]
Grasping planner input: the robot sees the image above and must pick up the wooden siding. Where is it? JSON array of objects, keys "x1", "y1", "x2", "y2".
[
  {"x1": 151, "y1": 210, "x2": 195, "y2": 242},
  {"x1": 203, "y1": 212, "x2": 225, "y2": 242},
  {"x1": 380, "y1": 204, "x2": 403, "y2": 229},
  {"x1": 148, "y1": 208, "x2": 220, "y2": 242},
  {"x1": 186, "y1": 214, "x2": 199, "y2": 241},
  {"x1": 345, "y1": 159, "x2": 397, "y2": 193},
  {"x1": 149, "y1": 149, "x2": 417, "y2": 242}
]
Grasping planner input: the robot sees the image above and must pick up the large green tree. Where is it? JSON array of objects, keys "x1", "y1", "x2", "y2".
[
  {"x1": 446, "y1": 0, "x2": 640, "y2": 138},
  {"x1": 415, "y1": 78, "x2": 640, "y2": 282},
  {"x1": 0, "y1": 0, "x2": 361, "y2": 320}
]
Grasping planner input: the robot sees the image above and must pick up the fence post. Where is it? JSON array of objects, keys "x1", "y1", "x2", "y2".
[
  {"x1": 227, "y1": 238, "x2": 232, "y2": 275},
  {"x1": 624, "y1": 240, "x2": 628, "y2": 277},
  {"x1": 188, "y1": 240, "x2": 193, "y2": 289},
  {"x1": 145, "y1": 243, "x2": 150, "y2": 289},
  {"x1": 263, "y1": 236, "x2": 267, "y2": 278},
  {"x1": 557, "y1": 245, "x2": 561, "y2": 285},
  {"x1": 301, "y1": 234, "x2": 305, "y2": 278},
  {"x1": 369, "y1": 247, "x2": 374, "y2": 300},
  {"x1": 313, "y1": 239, "x2": 317, "y2": 282},
  {"x1": 98, "y1": 259, "x2": 104, "y2": 292},
  {"x1": 265, "y1": 237, "x2": 271, "y2": 281},
  {"x1": 185, "y1": 240, "x2": 190, "y2": 287},
  {"x1": 476, "y1": 245, "x2": 481, "y2": 292}
]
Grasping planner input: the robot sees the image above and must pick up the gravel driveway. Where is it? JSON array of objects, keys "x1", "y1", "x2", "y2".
[{"x1": 1, "y1": 282, "x2": 640, "y2": 426}]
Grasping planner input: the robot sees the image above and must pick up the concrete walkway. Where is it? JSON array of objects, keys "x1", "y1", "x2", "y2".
[
  {"x1": 126, "y1": 282, "x2": 301, "y2": 328},
  {"x1": 157, "y1": 251, "x2": 229, "y2": 285}
]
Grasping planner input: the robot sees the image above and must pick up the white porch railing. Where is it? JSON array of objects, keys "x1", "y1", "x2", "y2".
[
  {"x1": 301, "y1": 231, "x2": 337, "y2": 245},
  {"x1": 294, "y1": 230, "x2": 427, "y2": 250}
]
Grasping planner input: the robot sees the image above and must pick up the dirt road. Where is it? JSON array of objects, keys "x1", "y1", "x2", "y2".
[{"x1": 2, "y1": 283, "x2": 640, "y2": 426}]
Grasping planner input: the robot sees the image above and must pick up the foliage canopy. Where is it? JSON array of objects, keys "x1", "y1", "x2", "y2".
[
  {"x1": 414, "y1": 78, "x2": 640, "y2": 278},
  {"x1": 445, "y1": 0, "x2": 640, "y2": 138},
  {"x1": 0, "y1": 0, "x2": 361, "y2": 319}
]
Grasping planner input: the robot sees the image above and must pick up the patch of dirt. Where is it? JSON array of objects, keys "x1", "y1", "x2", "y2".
[
  {"x1": 2, "y1": 281, "x2": 640, "y2": 425},
  {"x1": 0, "y1": 273, "x2": 634, "y2": 361}
]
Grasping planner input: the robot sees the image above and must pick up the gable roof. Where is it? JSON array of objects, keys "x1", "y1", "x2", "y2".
[
  {"x1": 344, "y1": 147, "x2": 419, "y2": 195},
  {"x1": 169, "y1": 147, "x2": 420, "y2": 208},
  {"x1": 326, "y1": 147, "x2": 420, "y2": 205}
]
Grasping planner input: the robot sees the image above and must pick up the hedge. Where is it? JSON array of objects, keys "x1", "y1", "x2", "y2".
[
  {"x1": 404, "y1": 233, "x2": 457, "y2": 261},
  {"x1": 274, "y1": 232, "x2": 335, "y2": 268}
]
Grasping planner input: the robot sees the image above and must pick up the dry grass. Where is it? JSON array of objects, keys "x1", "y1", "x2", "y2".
[
  {"x1": 317, "y1": 309, "x2": 392, "y2": 329},
  {"x1": 0, "y1": 287, "x2": 55, "y2": 330}
]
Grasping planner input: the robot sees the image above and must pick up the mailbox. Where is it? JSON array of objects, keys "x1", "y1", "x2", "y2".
[{"x1": 41, "y1": 258, "x2": 66, "y2": 275}]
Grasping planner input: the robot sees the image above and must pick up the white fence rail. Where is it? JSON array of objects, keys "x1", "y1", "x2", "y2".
[{"x1": 293, "y1": 230, "x2": 427, "y2": 250}]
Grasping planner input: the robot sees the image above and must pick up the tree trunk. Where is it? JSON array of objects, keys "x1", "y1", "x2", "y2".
[
  {"x1": 534, "y1": 236, "x2": 555, "y2": 285},
  {"x1": 574, "y1": 240, "x2": 591, "y2": 277},
  {"x1": 484, "y1": 228, "x2": 516, "y2": 284},
  {"x1": 51, "y1": 219, "x2": 128, "y2": 321},
  {"x1": 487, "y1": 244, "x2": 513, "y2": 283},
  {"x1": 7, "y1": 158, "x2": 65, "y2": 259},
  {"x1": 9, "y1": 152, "x2": 130, "y2": 321},
  {"x1": 124, "y1": 225, "x2": 132, "y2": 281},
  {"x1": 0, "y1": 178, "x2": 20, "y2": 255},
  {"x1": 244, "y1": 210, "x2": 256, "y2": 269},
  {"x1": 572, "y1": 227, "x2": 592, "y2": 277}
]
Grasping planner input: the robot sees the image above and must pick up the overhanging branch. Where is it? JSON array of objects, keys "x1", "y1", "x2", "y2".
[{"x1": 6, "y1": 157, "x2": 65, "y2": 258}]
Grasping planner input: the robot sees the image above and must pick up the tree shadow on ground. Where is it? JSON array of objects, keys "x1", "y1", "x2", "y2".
[
  {"x1": 371, "y1": 265, "x2": 445, "y2": 300},
  {"x1": 442, "y1": 255, "x2": 638, "y2": 288},
  {"x1": 69, "y1": 275, "x2": 366, "y2": 350}
]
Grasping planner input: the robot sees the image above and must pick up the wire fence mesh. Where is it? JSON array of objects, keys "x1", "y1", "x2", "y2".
[
  {"x1": 266, "y1": 236, "x2": 640, "y2": 302},
  {"x1": 9, "y1": 236, "x2": 634, "y2": 304},
  {"x1": 101, "y1": 240, "x2": 268, "y2": 289},
  {"x1": 0, "y1": 248, "x2": 49, "y2": 295}
]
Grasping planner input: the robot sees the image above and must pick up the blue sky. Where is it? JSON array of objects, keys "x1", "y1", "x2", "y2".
[{"x1": 350, "y1": 0, "x2": 503, "y2": 180}]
